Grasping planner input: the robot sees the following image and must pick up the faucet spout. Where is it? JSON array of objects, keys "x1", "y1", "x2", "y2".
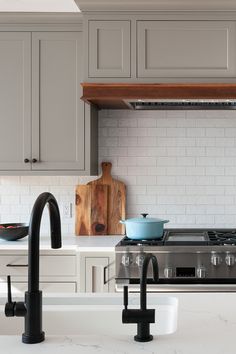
[
  {"x1": 5, "y1": 193, "x2": 62, "y2": 344},
  {"x1": 24, "y1": 192, "x2": 61, "y2": 344},
  {"x1": 140, "y1": 253, "x2": 159, "y2": 311},
  {"x1": 28, "y1": 192, "x2": 62, "y2": 292},
  {"x1": 122, "y1": 253, "x2": 159, "y2": 342}
]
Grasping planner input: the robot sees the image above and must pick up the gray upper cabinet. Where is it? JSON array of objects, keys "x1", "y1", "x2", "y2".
[
  {"x1": 0, "y1": 28, "x2": 97, "y2": 175},
  {"x1": 137, "y1": 21, "x2": 236, "y2": 78},
  {"x1": 32, "y1": 32, "x2": 85, "y2": 171},
  {"x1": 0, "y1": 32, "x2": 31, "y2": 170},
  {"x1": 88, "y1": 20, "x2": 131, "y2": 77}
]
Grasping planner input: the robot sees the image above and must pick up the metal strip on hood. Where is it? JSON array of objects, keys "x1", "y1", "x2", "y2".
[{"x1": 124, "y1": 99, "x2": 236, "y2": 110}]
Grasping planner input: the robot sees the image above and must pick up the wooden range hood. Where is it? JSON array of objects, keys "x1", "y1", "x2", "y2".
[{"x1": 81, "y1": 83, "x2": 236, "y2": 110}]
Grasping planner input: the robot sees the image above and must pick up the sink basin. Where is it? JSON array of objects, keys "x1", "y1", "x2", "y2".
[{"x1": 0, "y1": 294, "x2": 178, "y2": 336}]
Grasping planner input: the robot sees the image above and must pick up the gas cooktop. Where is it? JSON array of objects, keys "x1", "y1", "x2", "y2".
[
  {"x1": 117, "y1": 228, "x2": 236, "y2": 247},
  {"x1": 115, "y1": 228, "x2": 236, "y2": 292}
]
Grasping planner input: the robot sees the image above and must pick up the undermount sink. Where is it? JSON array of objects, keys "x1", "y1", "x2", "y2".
[{"x1": 0, "y1": 294, "x2": 178, "y2": 337}]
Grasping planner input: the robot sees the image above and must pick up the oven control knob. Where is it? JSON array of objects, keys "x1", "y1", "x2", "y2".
[
  {"x1": 164, "y1": 267, "x2": 173, "y2": 278},
  {"x1": 121, "y1": 254, "x2": 132, "y2": 267},
  {"x1": 197, "y1": 267, "x2": 206, "y2": 279},
  {"x1": 136, "y1": 255, "x2": 145, "y2": 267},
  {"x1": 211, "y1": 254, "x2": 222, "y2": 266},
  {"x1": 225, "y1": 254, "x2": 235, "y2": 267}
]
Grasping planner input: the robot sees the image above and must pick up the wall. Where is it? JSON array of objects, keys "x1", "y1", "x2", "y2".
[
  {"x1": 1, "y1": 109, "x2": 236, "y2": 235},
  {"x1": 99, "y1": 109, "x2": 236, "y2": 229}
]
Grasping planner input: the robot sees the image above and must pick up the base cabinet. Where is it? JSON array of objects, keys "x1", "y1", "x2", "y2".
[
  {"x1": 78, "y1": 252, "x2": 116, "y2": 293},
  {"x1": 0, "y1": 251, "x2": 78, "y2": 294}
]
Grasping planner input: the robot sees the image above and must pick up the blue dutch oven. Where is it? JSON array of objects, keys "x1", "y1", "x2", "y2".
[{"x1": 120, "y1": 213, "x2": 169, "y2": 240}]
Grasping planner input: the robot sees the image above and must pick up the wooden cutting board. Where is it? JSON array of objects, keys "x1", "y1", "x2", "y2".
[
  {"x1": 87, "y1": 162, "x2": 126, "y2": 235},
  {"x1": 75, "y1": 184, "x2": 108, "y2": 235}
]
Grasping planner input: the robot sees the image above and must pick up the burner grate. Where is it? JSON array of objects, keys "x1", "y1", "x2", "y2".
[
  {"x1": 208, "y1": 230, "x2": 236, "y2": 245},
  {"x1": 117, "y1": 236, "x2": 165, "y2": 247}
]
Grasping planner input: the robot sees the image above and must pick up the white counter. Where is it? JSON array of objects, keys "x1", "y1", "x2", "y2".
[
  {"x1": 0, "y1": 235, "x2": 123, "y2": 251},
  {"x1": 1, "y1": 293, "x2": 236, "y2": 354}
]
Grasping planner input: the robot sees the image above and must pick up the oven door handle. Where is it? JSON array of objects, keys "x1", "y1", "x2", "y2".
[{"x1": 115, "y1": 283, "x2": 236, "y2": 293}]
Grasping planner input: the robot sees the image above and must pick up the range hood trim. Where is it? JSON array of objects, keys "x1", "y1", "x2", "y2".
[{"x1": 81, "y1": 83, "x2": 236, "y2": 110}]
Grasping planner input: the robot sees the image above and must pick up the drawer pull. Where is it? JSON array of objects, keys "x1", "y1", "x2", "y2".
[
  {"x1": 6, "y1": 264, "x2": 28, "y2": 268},
  {"x1": 103, "y1": 265, "x2": 108, "y2": 285}
]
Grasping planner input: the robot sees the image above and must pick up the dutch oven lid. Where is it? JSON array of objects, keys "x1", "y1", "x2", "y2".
[{"x1": 123, "y1": 213, "x2": 168, "y2": 224}]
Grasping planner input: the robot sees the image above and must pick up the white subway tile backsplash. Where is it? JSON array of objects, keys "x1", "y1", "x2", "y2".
[
  {"x1": 187, "y1": 128, "x2": 205, "y2": 137},
  {"x1": 186, "y1": 166, "x2": 205, "y2": 175},
  {"x1": 166, "y1": 128, "x2": 186, "y2": 137},
  {"x1": 147, "y1": 128, "x2": 166, "y2": 137},
  {"x1": 137, "y1": 118, "x2": 157, "y2": 127},
  {"x1": 136, "y1": 157, "x2": 156, "y2": 166},
  {"x1": 196, "y1": 137, "x2": 215, "y2": 147},
  {"x1": 138, "y1": 137, "x2": 157, "y2": 146},
  {"x1": 119, "y1": 137, "x2": 138, "y2": 147},
  {"x1": 136, "y1": 195, "x2": 156, "y2": 205},
  {"x1": 205, "y1": 128, "x2": 224, "y2": 137},
  {"x1": 136, "y1": 175, "x2": 157, "y2": 185},
  {"x1": 128, "y1": 127, "x2": 147, "y2": 136},
  {"x1": 215, "y1": 176, "x2": 234, "y2": 185},
  {"x1": 1, "y1": 110, "x2": 236, "y2": 231},
  {"x1": 118, "y1": 118, "x2": 137, "y2": 128},
  {"x1": 196, "y1": 157, "x2": 215, "y2": 166},
  {"x1": 166, "y1": 166, "x2": 186, "y2": 176},
  {"x1": 206, "y1": 166, "x2": 225, "y2": 176},
  {"x1": 196, "y1": 215, "x2": 215, "y2": 224},
  {"x1": 108, "y1": 147, "x2": 127, "y2": 156},
  {"x1": 215, "y1": 138, "x2": 235, "y2": 147},
  {"x1": 206, "y1": 147, "x2": 224, "y2": 157},
  {"x1": 99, "y1": 137, "x2": 118, "y2": 147},
  {"x1": 118, "y1": 157, "x2": 137, "y2": 166},
  {"x1": 108, "y1": 127, "x2": 127, "y2": 136},
  {"x1": 128, "y1": 147, "x2": 147, "y2": 156}
]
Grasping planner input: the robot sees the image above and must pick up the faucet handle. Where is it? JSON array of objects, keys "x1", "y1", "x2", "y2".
[
  {"x1": 5, "y1": 275, "x2": 26, "y2": 318},
  {"x1": 123, "y1": 286, "x2": 128, "y2": 310},
  {"x1": 5, "y1": 275, "x2": 15, "y2": 317}
]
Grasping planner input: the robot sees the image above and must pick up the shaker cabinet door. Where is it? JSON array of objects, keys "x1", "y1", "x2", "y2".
[
  {"x1": 88, "y1": 20, "x2": 131, "y2": 78},
  {"x1": 137, "y1": 21, "x2": 236, "y2": 78},
  {"x1": 32, "y1": 32, "x2": 85, "y2": 171},
  {"x1": 0, "y1": 32, "x2": 31, "y2": 170}
]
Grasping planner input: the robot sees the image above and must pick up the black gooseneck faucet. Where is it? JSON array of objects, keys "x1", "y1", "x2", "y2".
[
  {"x1": 122, "y1": 253, "x2": 159, "y2": 342},
  {"x1": 5, "y1": 192, "x2": 62, "y2": 344}
]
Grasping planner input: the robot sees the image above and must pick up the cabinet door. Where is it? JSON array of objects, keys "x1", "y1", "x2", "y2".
[
  {"x1": 0, "y1": 32, "x2": 31, "y2": 170},
  {"x1": 85, "y1": 257, "x2": 109, "y2": 293},
  {"x1": 88, "y1": 20, "x2": 131, "y2": 77},
  {"x1": 32, "y1": 32, "x2": 85, "y2": 171},
  {"x1": 137, "y1": 21, "x2": 236, "y2": 78}
]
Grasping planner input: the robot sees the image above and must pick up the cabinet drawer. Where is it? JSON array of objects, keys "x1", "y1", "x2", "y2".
[
  {"x1": 0, "y1": 282, "x2": 76, "y2": 294},
  {"x1": 0, "y1": 255, "x2": 76, "y2": 277}
]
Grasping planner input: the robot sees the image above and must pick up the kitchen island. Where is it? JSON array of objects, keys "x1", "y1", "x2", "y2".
[{"x1": 1, "y1": 292, "x2": 236, "y2": 354}]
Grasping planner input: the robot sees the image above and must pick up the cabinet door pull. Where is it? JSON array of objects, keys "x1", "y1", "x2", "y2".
[
  {"x1": 6, "y1": 264, "x2": 28, "y2": 268},
  {"x1": 32, "y1": 158, "x2": 37, "y2": 163},
  {"x1": 103, "y1": 265, "x2": 108, "y2": 285},
  {"x1": 24, "y1": 159, "x2": 30, "y2": 163}
]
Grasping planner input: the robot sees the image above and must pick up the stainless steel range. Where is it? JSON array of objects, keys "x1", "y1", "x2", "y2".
[{"x1": 115, "y1": 229, "x2": 236, "y2": 292}]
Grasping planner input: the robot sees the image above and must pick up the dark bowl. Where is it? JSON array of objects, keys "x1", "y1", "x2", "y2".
[{"x1": 0, "y1": 223, "x2": 29, "y2": 241}]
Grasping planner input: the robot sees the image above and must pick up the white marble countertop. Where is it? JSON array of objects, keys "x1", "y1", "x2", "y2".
[
  {"x1": 2, "y1": 293, "x2": 236, "y2": 354},
  {"x1": 0, "y1": 235, "x2": 123, "y2": 252}
]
